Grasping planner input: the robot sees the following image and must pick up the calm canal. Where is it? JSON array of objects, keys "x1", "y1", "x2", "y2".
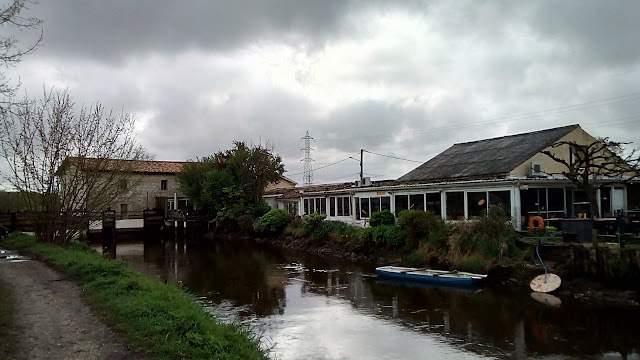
[{"x1": 114, "y1": 236, "x2": 640, "y2": 360}]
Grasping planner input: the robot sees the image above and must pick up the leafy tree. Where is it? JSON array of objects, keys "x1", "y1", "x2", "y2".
[
  {"x1": 0, "y1": 89, "x2": 148, "y2": 244},
  {"x1": 177, "y1": 141, "x2": 284, "y2": 227},
  {"x1": 211, "y1": 141, "x2": 285, "y2": 205},
  {"x1": 541, "y1": 138, "x2": 640, "y2": 218}
]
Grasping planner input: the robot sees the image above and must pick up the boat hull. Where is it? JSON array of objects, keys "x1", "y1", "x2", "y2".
[{"x1": 375, "y1": 266, "x2": 486, "y2": 286}]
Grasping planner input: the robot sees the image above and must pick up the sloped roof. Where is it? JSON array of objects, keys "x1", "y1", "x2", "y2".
[
  {"x1": 398, "y1": 124, "x2": 580, "y2": 182},
  {"x1": 64, "y1": 157, "x2": 188, "y2": 174},
  {"x1": 263, "y1": 182, "x2": 354, "y2": 199}
]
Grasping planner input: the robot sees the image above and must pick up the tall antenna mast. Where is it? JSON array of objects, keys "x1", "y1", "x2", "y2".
[{"x1": 301, "y1": 131, "x2": 314, "y2": 186}]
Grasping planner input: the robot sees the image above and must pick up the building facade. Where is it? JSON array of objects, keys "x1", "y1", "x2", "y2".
[{"x1": 264, "y1": 125, "x2": 637, "y2": 229}]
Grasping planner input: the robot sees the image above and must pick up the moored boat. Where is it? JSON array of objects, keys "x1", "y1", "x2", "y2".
[{"x1": 375, "y1": 266, "x2": 487, "y2": 286}]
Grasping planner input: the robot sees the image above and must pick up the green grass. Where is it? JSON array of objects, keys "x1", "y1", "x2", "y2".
[
  {"x1": 2, "y1": 233, "x2": 267, "y2": 360},
  {"x1": 0, "y1": 277, "x2": 18, "y2": 359}
]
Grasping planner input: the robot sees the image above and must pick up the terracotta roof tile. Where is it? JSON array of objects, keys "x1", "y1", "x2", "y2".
[{"x1": 66, "y1": 157, "x2": 188, "y2": 174}]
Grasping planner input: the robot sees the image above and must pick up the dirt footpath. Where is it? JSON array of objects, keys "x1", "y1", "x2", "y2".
[{"x1": 0, "y1": 252, "x2": 142, "y2": 360}]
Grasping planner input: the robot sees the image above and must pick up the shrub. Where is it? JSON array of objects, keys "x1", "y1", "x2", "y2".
[
  {"x1": 302, "y1": 213, "x2": 327, "y2": 236},
  {"x1": 449, "y1": 206, "x2": 518, "y2": 261},
  {"x1": 283, "y1": 217, "x2": 305, "y2": 238},
  {"x1": 369, "y1": 211, "x2": 395, "y2": 227},
  {"x1": 310, "y1": 220, "x2": 341, "y2": 242},
  {"x1": 254, "y1": 209, "x2": 290, "y2": 233},
  {"x1": 397, "y1": 210, "x2": 444, "y2": 248},
  {"x1": 361, "y1": 225, "x2": 403, "y2": 247}
]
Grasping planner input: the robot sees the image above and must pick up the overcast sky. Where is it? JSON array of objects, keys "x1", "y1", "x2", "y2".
[{"x1": 7, "y1": 0, "x2": 640, "y2": 184}]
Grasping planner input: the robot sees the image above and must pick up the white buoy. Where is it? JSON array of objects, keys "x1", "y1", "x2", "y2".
[
  {"x1": 530, "y1": 273, "x2": 561, "y2": 293},
  {"x1": 531, "y1": 243, "x2": 561, "y2": 293}
]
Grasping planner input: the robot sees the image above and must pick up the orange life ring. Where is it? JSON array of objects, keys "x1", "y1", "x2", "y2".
[{"x1": 528, "y1": 216, "x2": 545, "y2": 231}]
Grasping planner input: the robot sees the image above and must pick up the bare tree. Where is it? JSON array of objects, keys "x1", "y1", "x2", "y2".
[
  {"x1": 0, "y1": 88, "x2": 150, "y2": 244},
  {"x1": 0, "y1": 0, "x2": 42, "y2": 111},
  {"x1": 541, "y1": 138, "x2": 640, "y2": 218}
]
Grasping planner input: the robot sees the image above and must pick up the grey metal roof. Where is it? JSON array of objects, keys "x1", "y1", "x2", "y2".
[{"x1": 398, "y1": 124, "x2": 580, "y2": 182}]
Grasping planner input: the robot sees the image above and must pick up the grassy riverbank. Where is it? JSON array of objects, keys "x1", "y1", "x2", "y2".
[
  {"x1": 2, "y1": 233, "x2": 267, "y2": 360},
  {"x1": 0, "y1": 276, "x2": 18, "y2": 358}
]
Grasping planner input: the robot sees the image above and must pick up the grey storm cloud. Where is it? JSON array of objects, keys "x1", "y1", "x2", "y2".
[
  {"x1": 6, "y1": 0, "x2": 640, "y2": 185},
  {"x1": 530, "y1": 0, "x2": 640, "y2": 66},
  {"x1": 28, "y1": 0, "x2": 414, "y2": 61}
]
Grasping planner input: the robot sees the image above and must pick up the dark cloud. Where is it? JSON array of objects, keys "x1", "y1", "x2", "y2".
[
  {"x1": 529, "y1": 0, "x2": 640, "y2": 67},
  {"x1": 27, "y1": 0, "x2": 365, "y2": 61},
  {"x1": 6, "y1": 0, "x2": 640, "y2": 186}
]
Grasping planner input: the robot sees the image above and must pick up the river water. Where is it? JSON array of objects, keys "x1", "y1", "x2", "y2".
[{"x1": 113, "y1": 237, "x2": 640, "y2": 360}]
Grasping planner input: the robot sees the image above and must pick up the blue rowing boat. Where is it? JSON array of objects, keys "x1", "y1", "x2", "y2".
[{"x1": 375, "y1": 266, "x2": 487, "y2": 286}]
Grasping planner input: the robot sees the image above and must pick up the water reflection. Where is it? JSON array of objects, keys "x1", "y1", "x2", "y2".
[{"x1": 115, "y1": 237, "x2": 640, "y2": 360}]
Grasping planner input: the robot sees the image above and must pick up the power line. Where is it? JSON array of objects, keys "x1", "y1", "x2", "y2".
[
  {"x1": 287, "y1": 152, "x2": 360, "y2": 176},
  {"x1": 363, "y1": 149, "x2": 423, "y2": 163}
]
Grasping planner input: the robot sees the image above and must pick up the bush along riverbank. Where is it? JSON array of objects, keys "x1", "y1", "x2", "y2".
[
  {"x1": 1, "y1": 233, "x2": 267, "y2": 360},
  {"x1": 254, "y1": 206, "x2": 526, "y2": 277}
]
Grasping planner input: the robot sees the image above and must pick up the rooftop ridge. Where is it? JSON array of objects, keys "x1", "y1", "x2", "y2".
[{"x1": 452, "y1": 124, "x2": 580, "y2": 146}]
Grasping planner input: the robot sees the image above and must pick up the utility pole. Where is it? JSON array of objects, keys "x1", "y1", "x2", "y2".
[
  {"x1": 301, "y1": 131, "x2": 314, "y2": 187},
  {"x1": 360, "y1": 149, "x2": 364, "y2": 182}
]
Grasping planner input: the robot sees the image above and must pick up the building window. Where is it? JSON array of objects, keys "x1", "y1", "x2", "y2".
[
  {"x1": 446, "y1": 191, "x2": 465, "y2": 220},
  {"x1": 425, "y1": 193, "x2": 441, "y2": 215},
  {"x1": 330, "y1": 196, "x2": 336, "y2": 216},
  {"x1": 521, "y1": 188, "x2": 562, "y2": 219},
  {"x1": 381, "y1": 196, "x2": 391, "y2": 212},
  {"x1": 395, "y1": 195, "x2": 408, "y2": 216},
  {"x1": 409, "y1": 194, "x2": 425, "y2": 211},
  {"x1": 118, "y1": 179, "x2": 128, "y2": 190},
  {"x1": 360, "y1": 198, "x2": 370, "y2": 218},
  {"x1": 304, "y1": 198, "x2": 327, "y2": 215},
  {"x1": 285, "y1": 202, "x2": 298, "y2": 216},
  {"x1": 370, "y1": 197, "x2": 381, "y2": 214},
  {"x1": 336, "y1": 196, "x2": 351, "y2": 217},
  {"x1": 489, "y1": 190, "x2": 511, "y2": 216},
  {"x1": 467, "y1": 190, "x2": 512, "y2": 219},
  {"x1": 161, "y1": 180, "x2": 168, "y2": 190},
  {"x1": 467, "y1": 191, "x2": 486, "y2": 219},
  {"x1": 356, "y1": 196, "x2": 390, "y2": 219},
  {"x1": 600, "y1": 187, "x2": 612, "y2": 217}
]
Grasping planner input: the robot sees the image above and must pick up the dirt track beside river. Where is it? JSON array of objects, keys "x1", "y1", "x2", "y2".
[{"x1": 0, "y1": 253, "x2": 142, "y2": 360}]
